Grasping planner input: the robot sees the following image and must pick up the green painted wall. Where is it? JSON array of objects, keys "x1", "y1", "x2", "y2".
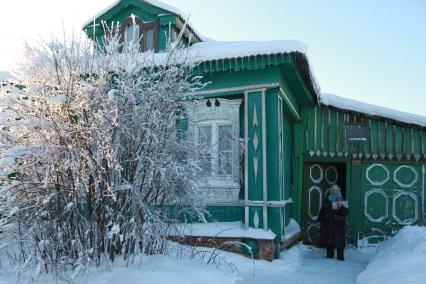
[
  {"x1": 302, "y1": 106, "x2": 426, "y2": 160},
  {"x1": 297, "y1": 105, "x2": 426, "y2": 247},
  {"x1": 246, "y1": 90, "x2": 265, "y2": 230}
]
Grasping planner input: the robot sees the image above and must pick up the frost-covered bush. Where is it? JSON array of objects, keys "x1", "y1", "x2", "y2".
[{"x1": 0, "y1": 26, "x2": 206, "y2": 276}]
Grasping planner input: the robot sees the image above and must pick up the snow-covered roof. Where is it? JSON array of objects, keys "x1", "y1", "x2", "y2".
[
  {"x1": 187, "y1": 40, "x2": 307, "y2": 62},
  {"x1": 321, "y1": 93, "x2": 426, "y2": 128},
  {"x1": 82, "y1": 0, "x2": 208, "y2": 41},
  {"x1": 185, "y1": 40, "x2": 321, "y2": 100}
]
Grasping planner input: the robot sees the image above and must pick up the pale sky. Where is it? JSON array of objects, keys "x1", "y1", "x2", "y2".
[{"x1": 0, "y1": 0, "x2": 425, "y2": 116}]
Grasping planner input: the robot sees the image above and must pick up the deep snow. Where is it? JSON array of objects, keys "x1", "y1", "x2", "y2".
[
  {"x1": 2, "y1": 227, "x2": 426, "y2": 283},
  {"x1": 357, "y1": 226, "x2": 426, "y2": 284},
  {"x1": 0, "y1": 243, "x2": 374, "y2": 284}
]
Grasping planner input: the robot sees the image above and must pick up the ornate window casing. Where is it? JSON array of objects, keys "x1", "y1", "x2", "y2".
[
  {"x1": 185, "y1": 99, "x2": 242, "y2": 203},
  {"x1": 120, "y1": 16, "x2": 158, "y2": 52}
]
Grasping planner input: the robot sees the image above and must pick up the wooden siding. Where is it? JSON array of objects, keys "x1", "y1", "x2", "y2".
[{"x1": 303, "y1": 106, "x2": 426, "y2": 161}]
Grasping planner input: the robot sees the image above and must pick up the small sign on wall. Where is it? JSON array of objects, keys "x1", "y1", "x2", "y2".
[{"x1": 345, "y1": 124, "x2": 370, "y2": 141}]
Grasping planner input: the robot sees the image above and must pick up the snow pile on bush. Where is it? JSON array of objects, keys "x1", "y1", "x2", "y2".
[{"x1": 357, "y1": 226, "x2": 426, "y2": 284}]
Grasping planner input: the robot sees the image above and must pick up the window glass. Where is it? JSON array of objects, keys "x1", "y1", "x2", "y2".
[
  {"x1": 125, "y1": 24, "x2": 140, "y2": 47},
  {"x1": 218, "y1": 125, "x2": 233, "y2": 176},
  {"x1": 146, "y1": 28, "x2": 155, "y2": 51},
  {"x1": 198, "y1": 126, "x2": 212, "y2": 175}
]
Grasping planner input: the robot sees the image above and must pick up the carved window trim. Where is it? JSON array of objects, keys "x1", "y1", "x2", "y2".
[{"x1": 185, "y1": 99, "x2": 242, "y2": 203}]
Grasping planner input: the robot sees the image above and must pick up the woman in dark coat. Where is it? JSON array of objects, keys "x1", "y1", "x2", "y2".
[{"x1": 317, "y1": 184, "x2": 348, "y2": 261}]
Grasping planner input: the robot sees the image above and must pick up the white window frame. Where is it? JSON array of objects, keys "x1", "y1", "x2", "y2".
[
  {"x1": 195, "y1": 121, "x2": 235, "y2": 179},
  {"x1": 185, "y1": 98, "x2": 242, "y2": 203}
]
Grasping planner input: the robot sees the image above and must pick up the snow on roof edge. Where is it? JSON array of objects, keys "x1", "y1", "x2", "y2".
[
  {"x1": 82, "y1": 0, "x2": 209, "y2": 42},
  {"x1": 321, "y1": 93, "x2": 426, "y2": 128},
  {"x1": 188, "y1": 40, "x2": 308, "y2": 63}
]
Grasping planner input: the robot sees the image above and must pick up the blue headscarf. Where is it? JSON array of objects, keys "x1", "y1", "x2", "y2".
[
  {"x1": 328, "y1": 191, "x2": 343, "y2": 202},
  {"x1": 328, "y1": 185, "x2": 343, "y2": 202}
]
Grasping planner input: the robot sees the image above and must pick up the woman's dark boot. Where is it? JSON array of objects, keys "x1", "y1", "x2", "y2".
[
  {"x1": 337, "y1": 248, "x2": 344, "y2": 261},
  {"x1": 326, "y1": 246, "x2": 334, "y2": 258}
]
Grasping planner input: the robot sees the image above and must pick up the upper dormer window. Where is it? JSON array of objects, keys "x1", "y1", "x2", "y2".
[
  {"x1": 124, "y1": 24, "x2": 140, "y2": 47},
  {"x1": 120, "y1": 16, "x2": 157, "y2": 52}
]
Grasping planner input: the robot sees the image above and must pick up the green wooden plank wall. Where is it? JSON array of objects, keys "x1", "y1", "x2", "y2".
[{"x1": 303, "y1": 106, "x2": 426, "y2": 161}]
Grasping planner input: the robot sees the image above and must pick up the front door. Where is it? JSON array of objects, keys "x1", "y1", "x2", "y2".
[{"x1": 302, "y1": 162, "x2": 346, "y2": 245}]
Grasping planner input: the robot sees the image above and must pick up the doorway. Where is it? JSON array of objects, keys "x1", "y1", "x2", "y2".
[{"x1": 301, "y1": 162, "x2": 347, "y2": 245}]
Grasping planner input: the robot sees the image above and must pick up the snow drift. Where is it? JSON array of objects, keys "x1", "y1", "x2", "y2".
[
  {"x1": 75, "y1": 255, "x2": 239, "y2": 284},
  {"x1": 357, "y1": 226, "x2": 426, "y2": 284}
]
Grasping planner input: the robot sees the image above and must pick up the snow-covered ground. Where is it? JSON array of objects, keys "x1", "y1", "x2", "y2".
[
  {"x1": 357, "y1": 226, "x2": 426, "y2": 284},
  {"x1": 1, "y1": 226, "x2": 426, "y2": 283},
  {"x1": 75, "y1": 255, "x2": 239, "y2": 284},
  {"x1": 228, "y1": 245, "x2": 374, "y2": 284},
  {"x1": 0, "y1": 243, "x2": 374, "y2": 284}
]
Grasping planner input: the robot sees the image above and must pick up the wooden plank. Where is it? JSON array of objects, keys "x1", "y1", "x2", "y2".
[
  {"x1": 413, "y1": 128, "x2": 421, "y2": 160},
  {"x1": 378, "y1": 121, "x2": 386, "y2": 159},
  {"x1": 307, "y1": 108, "x2": 315, "y2": 153},
  {"x1": 315, "y1": 107, "x2": 322, "y2": 155},
  {"x1": 404, "y1": 127, "x2": 412, "y2": 159},
  {"x1": 343, "y1": 114, "x2": 350, "y2": 155},
  {"x1": 337, "y1": 111, "x2": 345, "y2": 156},
  {"x1": 370, "y1": 120, "x2": 378, "y2": 159},
  {"x1": 386, "y1": 122, "x2": 394, "y2": 159},
  {"x1": 394, "y1": 126, "x2": 403, "y2": 160},
  {"x1": 330, "y1": 110, "x2": 337, "y2": 155},
  {"x1": 322, "y1": 108, "x2": 329, "y2": 155}
]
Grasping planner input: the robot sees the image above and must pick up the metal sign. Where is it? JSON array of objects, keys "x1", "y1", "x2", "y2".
[{"x1": 345, "y1": 124, "x2": 370, "y2": 141}]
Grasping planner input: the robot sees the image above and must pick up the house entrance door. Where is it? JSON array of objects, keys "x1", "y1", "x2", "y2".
[{"x1": 301, "y1": 162, "x2": 346, "y2": 245}]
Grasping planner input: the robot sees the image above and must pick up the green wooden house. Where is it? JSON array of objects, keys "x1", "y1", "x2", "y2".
[{"x1": 84, "y1": 0, "x2": 426, "y2": 259}]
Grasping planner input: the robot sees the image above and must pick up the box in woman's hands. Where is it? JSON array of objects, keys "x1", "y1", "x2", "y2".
[{"x1": 332, "y1": 201, "x2": 349, "y2": 209}]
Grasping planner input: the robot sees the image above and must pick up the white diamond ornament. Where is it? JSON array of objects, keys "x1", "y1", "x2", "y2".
[
  {"x1": 253, "y1": 210, "x2": 260, "y2": 229},
  {"x1": 253, "y1": 157, "x2": 259, "y2": 182},
  {"x1": 253, "y1": 133, "x2": 259, "y2": 151},
  {"x1": 253, "y1": 105, "x2": 258, "y2": 128}
]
